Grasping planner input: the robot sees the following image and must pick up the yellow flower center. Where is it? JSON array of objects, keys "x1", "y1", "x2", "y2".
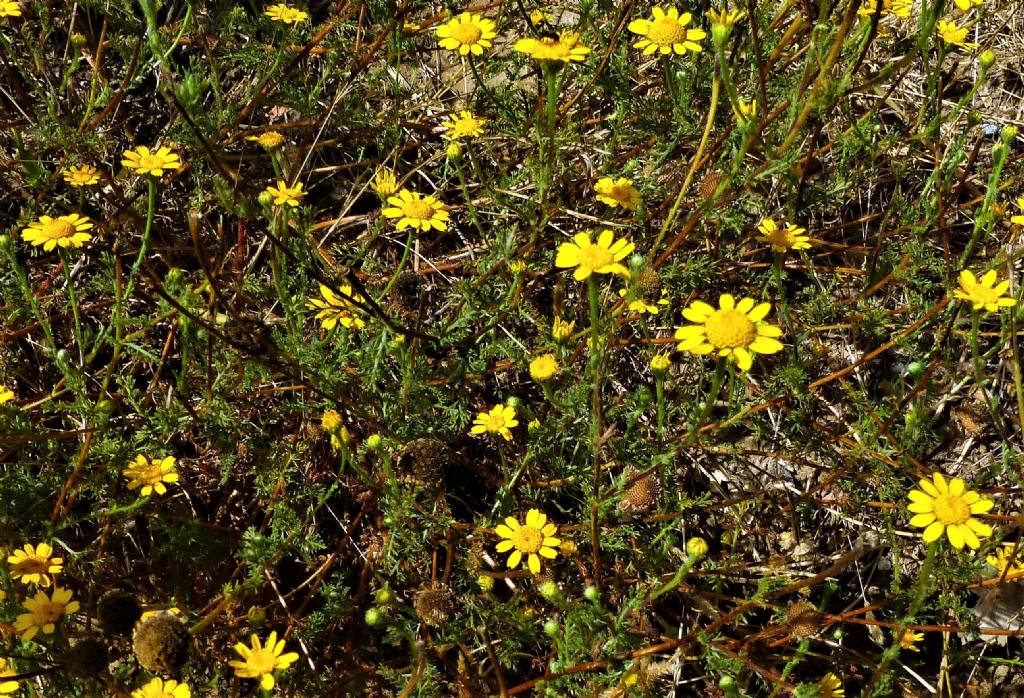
[
  {"x1": 534, "y1": 37, "x2": 570, "y2": 60},
  {"x1": 137, "y1": 153, "x2": 167, "y2": 171},
  {"x1": 245, "y1": 646, "x2": 279, "y2": 676},
  {"x1": 932, "y1": 494, "x2": 970, "y2": 525},
  {"x1": 403, "y1": 198, "x2": 435, "y2": 220},
  {"x1": 704, "y1": 309, "x2": 757, "y2": 349},
  {"x1": 578, "y1": 243, "x2": 614, "y2": 271},
  {"x1": 450, "y1": 21, "x2": 483, "y2": 45},
  {"x1": 966, "y1": 285, "x2": 1000, "y2": 306},
  {"x1": 647, "y1": 17, "x2": 687, "y2": 46},
  {"x1": 484, "y1": 413, "x2": 506, "y2": 430},
  {"x1": 511, "y1": 525, "x2": 543, "y2": 554},
  {"x1": 14, "y1": 557, "x2": 49, "y2": 576},
  {"x1": 37, "y1": 601, "x2": 64, "y2": 624},
  {"x1": 607, "y1": 185, "x2": 632, "y2": 203},
  {"x1": 765, "y1": 228, "x2": 795, "y2": 248},
  {"x1": 43, "y1": 219, "x2": 76, "y2": 240}
]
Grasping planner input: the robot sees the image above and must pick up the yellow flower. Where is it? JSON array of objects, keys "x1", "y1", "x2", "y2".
[
  {"x1": 986, "y1": 543, "x2": 1024, "y2": 579},
  {"x1": 953, "y1": 269, "x2": 1016, "y2": 312},
  {"x1": 123, "y1": 455, "x2": 179, "y2": 496},
  {"x1": 555, "y1": 230, "x2": 635, "y2": 281},
  {"x1": 382, "y1": 189, "x2": 449, "y2": 231},
  {"x1": 245, "y1": 131, "x2": 285, "y2": 149},
  {"x1": 818, "y1": 673, "x2": 844, "y2": 698},
  {"x1": 0, "y1": 1, "x2": 21, "y2": 17},
  {"x1": 907, "y1": 472, "x2": 993, "y2": 549},
  {"x1": 594, "y1": 177, "x2": 642, "y2": 210},
  {"x1": 0, "y1": 658, "x2": 17, "y2": 694},
  {"x1": 953, "y1": 0, "x2": 983, "y2": 10},
  {"x1": 529, "y1": 9, "x2": 553, "y2": 25},
  {"x1": 650, "y1": 354, "x2": 671, "y2": 373},
  {"x1": 706, "y1": 8, "x2": 744, "y2": 28},
  {"x1": 898, "y1": 629, "x2": 924, "y2": 651},
  {"x1": 470, "y1": 404, "x2": 518, "y2": 441},
  {"x1": 264, "y1": 3, "x2": 309, "y2": 24},
  {"x1": 857, "y1": 0, "x2": 911, "y2": 18},
  {"x1": 935, "y1": 19, "x2": 978, "y2": 49},
  {"x1": 514, "y1": 31, "x2": 590, "y2": 63},
  {"x1": 229, "y1": 631, "x2": 300, "y2": 691},
  {"x1": 441, "y1": 110, "x2": 486, "y2": 139},
  {"x1": 435, "y1": 12, "x2": 496, "y2": 56},
  {"x1": 306, "y1": 283, "x2": 365, "y2": 330},
  {"x1": 7, "y1": 543, "x2": 63, "y2": 587},
  {"x1": 14, "y1": 586, "x2": 80, "y2": 641},
  {"x1": 509, "y1": 259, "x2": 527, "y2": 273},
  {"x1": 618, "y1": 288, "x2": 669, "y2": 315},
  {"x1": 371, "y1": 168, "x2": 399, "y2": 198},
  {"x1": 628, "y1": 7, "x2": 706, "y2": 56},
  {"x1": 121, "y1": 145, "x2": 182, "y2": 176},
  {"x1": 132, "y1": 677, "x2": 192, "y2": 698},
  {"x1": 264, "y1": 181, "x2": 306, "y2": 207},
  {"x1": 63, "y1": 164, "x2": 101, "y2": 187},
  {"x1": 674, "y1": 295, "x2": 784, "y2": 371},
  {"x1": 1010, "y1": 196, "x2": 1024, "y2": 226},
  {"x1": 494, "y1": 509, "x2": 560, "y2": 574},
  {"x1": 552, "y1": 316, "x2": 575, "y2": 341},
  {"x1": 529, "y1": 354, "x2": 559, "y2": 382},
  {"x1": 321, "y1": 409, "x2": 352, "y2": 450},
  {"x1": 756, "y1": 218, "x2": 811, "y2": 252},
  {"x1": 734, "y1": 98, "x2": 756, "y2": 123},
  {"x1": 0, "y1": 386, "x2": 13, "y2": 405},
  {"x1": 21, "y1": 213, "x2": 93, "y2": 251}
]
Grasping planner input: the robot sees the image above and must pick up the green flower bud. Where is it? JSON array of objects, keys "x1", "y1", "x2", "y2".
[
  {"x1": 686, "y1": 537, "x2": 709, "y2": 559},
  {"x1": 543, "y1": 619, "x2": 559, "y2": 637},
  {"x1": 364, "y1": 608, "x2": 384, "y2": 626},
  {"x1": 582, "y1": 585, "x2": 599, "y2": 602},
  {"x1": 366, "y1": 434, "x2": 383, "y2": 450},
  {"x1": 538, "y1": 580, "x2": 560, "y2": 601}
]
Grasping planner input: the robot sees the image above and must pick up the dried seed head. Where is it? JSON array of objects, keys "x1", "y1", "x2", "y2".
[
  {"x1": 132, "y1": 612, "x2": 190, "y2": 675},
  {"x1": 698, "y1": 171, "x2": 725, "y2": 203},
  {"x1": 413, "y1": 586, "x2": 452, "y2": 627},
  {"x1": 63, "y1": 637, "x2": 109, "y2": 680},
  {"x1": 786, "y1": 600, "x2": 822, "y2": 638},
  {"x1": 620, "y1": 468, "x2": 661, "y2": 512},
  {"x1": 397, "y1": 437, "x2": 457, "y2": 482},
  {"x1": 636, "y1": 265, "x2": 662, "y2": 297},
  {"x1": 97, "y1": 590, "x2": 143, "y2": 637}
]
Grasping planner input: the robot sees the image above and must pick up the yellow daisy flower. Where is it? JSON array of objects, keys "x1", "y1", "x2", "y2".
[
  {"x1": 264, "y1": 181, "x2": 306, "y2": 207},
  {"x1": 121, "y1": 146, "x2": 182, "y2": 177},
  {"x1": 706, "y1": 8, "x2": 744, "y2": 29},
  {"x1": 650, "y1": 354, "x2": 672, "y2": 373},
  {"x1": 441, "y1": 110, "x2": 486, "y2": 139},
  {"x1": 15, "y1": 586, "x2": 80, "y2": 641},
  {"x1": 857, "y1": 0, "x2": 911, "y2": 18},
  {"x1": 7, "y1": 543, "x2": 63, "y2": 587},
  {"x1": 1011, "y1": 196, "x2": 1024, "y2": 226},
  {"x1": 935, "y1": 19, "x2": 978, "y2": 49},
  {"x1": 594, "y1": 177, "x2": 642, "y2": 210},
  {"x1": 63, "y1": 164, "x2": 101, "y2": 187},
  {"x1": 554, "y1": 230, "x2": 635, "y2": 281},
  {"x1": 470, "y1": 404, "x2": 518, "y2": 441},
  {"x1": 0, "y1": 1, "x2": 22, "y2": 17},
  {"x1": 618, "y1": 288, "x2": 669, "y2": 315},
  {"x1": 954, "y1": 0, "x2": 983, "y2": 10},
  {"x1": 674, "y1": 295, "x2": 784, "y2": 371},
  {"x1": 756, "y1": 218, "x2": 811, "y2": 252},
  {"x1": 953, "y1": 269, "x2": 1016, "y2": 312},
  {"x1": 371, "y1": 167, "x2": 399, "y2": 198},
  {"x1": 132, "y1": 677, "x2": 191, "y2": 698},
  {"x1": 818, "y1": 673, "x2": 844, "y2": 698},
  {"x1": 529, "y1": 353, "x2": 559, "y2": 382},
  {"x1": 123, "y1": 455, "x2": 179, "y2": 496},
  {"x1": 552, "y1": 316, "x2": 575, "y2": 341},
  {"x1": 321, "y1": 410, "x2": 352, "y2": 450},
  {"x1": 382, "y1": 189, "x2": 449, "y2": 231},
  {"x1": 907, "y1": 472, "x2": 993, "y2": 549},
  {"x1": 435, "y1": 12, "x2": 496, "y2": 56},
  {"x1": 529, "y1": 9, "x2": 553, "y2": 25},
  {"x1": 0, "y1": 657, "x2": 18, "y2": 695},
  {"x1": 628, "y1": 6, "x2": 706, "y2": 56},
  {"x1": 734, "y1": 98, "x2": 757, "y2": 123},
  {"x1": 514, "y1": 31, "x2": 591, "y2": 63},
  {"x1": 229, "y1": 631, "x2": 300, "y2": 691},
  {"x1": 986, "y1": 543, "x2": 1024, "y2": 579},
  {"x1": 21, "y1": 213, "x2": 93, "y2": 251},
  {"x1": 495, "y1": 509, "x2": 560, "y2": 574},
  {"x1": 898, "y1": 629, "x2": 924, "y2": 651},
  {"x1": 306, "y1": 283, "x2": 366, "y2": 330},
  {"x1": 264, "y1": 3, "x2": 309, "y2": 24},
  {"x1": 245, "y1": 131, "x2": 285, "y2": 149},
  {"x1": 0, "y1": 386, "x2": 14, "y2": 405}
]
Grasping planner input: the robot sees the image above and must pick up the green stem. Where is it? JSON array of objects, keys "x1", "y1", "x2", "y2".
[
  {"x1": 59, "y1": 249, "x2": 85, "y2": 366},
  {"x1": 655, "y1": 375, "x2": 666, "y2": 438},
  {"x1": 380, "y1": 229, "x2": 416, "y2": 299},
  {"x1": 453, "y1": 156, "x2": 485, "y2": 237},
  {"x1": 687, "y1": 359, "x2": 727, "y2": 442},
  {"x1": 129, "y1": 177, "x2": 157, "y2": 288}
]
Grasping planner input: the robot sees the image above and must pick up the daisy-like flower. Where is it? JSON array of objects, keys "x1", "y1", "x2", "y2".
[
  {"x1": 0, "y1": 658, "x2": 18, "y2": 695},
  {"x1": 245, "y1": 131, "x2": 285, "y2": 149},
  {"x1": 650, "y1": 354, "x2": 672, "y2": 373},
  {"x1": 628, "y1": 7, "x2": 706, "y2": 56},
  {"x1": 756, "y1": 218, "x2": 811, "y2": 252},
  {"x1": 7, "y1": 543, "x2": 63, "y2": 587},
  {"x1": 15, "y1": 586, "x2": 80, "y2": 640},
  {"x1": 435, "y1": 12, "x2": 496, "y2": 56},
  {"x1": 936, "y1": 19, "x2": 978, "y2": 49},
  {"x1": 898, "y1": 629, "x2": 924, "y2": 651},
  {"x1": 907, "y1": 472, "x2": 993, "y2": 549},
  {"x1": 555, "y1": 230, "x2": 635, "y2": 281},
  {"x1": 857, "y1": 0, "x2": 911, "y2": 18},
  {"x1": 674, "y1": 295, "x2": 784, "y2": 371},
  {"x1": 0, "y1": 386, "x2": 13, "y2": 405},
  {"x1": 371, "y1": 168, "x2": 399, "y2": 198},
  {"x1": 953, "y1": 0, "x2": 983, "y2": 10},
  {"x1": 594, "y1": 177, "x2": 642, "y2": 210},
  {"x1": 321, "y1": 410, "x2": 352, "y2": 450},
  {"x1": 63, "y1": 164, "x2": 101, "y2": 187},
  {"x1": 495, "y1": 509, "x2": 560, "y2": 574},
  {"x1": 818, "y1": 673, "x2": 844, "y2": 698},
  {"x1": 470, "y1": 404, "x2": 518, "y2": 441},
  {"x1": 441, "y1": 110, "x2": 486, "y2": 139},
  {"x1": 706, "y1": 8, "x2": 744, "y2": 28},
  {"x1": 953, "y1": 269, "x2": 1016, "y2": 312},
  {"x1": 0, "y1": 0, "x2": 21, "y2": 17},
  {"x1": 264, "y1": 3, "x2": 309, "y2": 24},
  {"x1": 618, "y1": 288, "x2": 669, "y2": 315},
  {"x1": 132, "y1": 677, "x2": 192, "y2": 698},
  {"x1": 552, "y1": 316, "x2": 575, "y2": 341},
  {"x1": 21, "y1": 213, "x2": 93, "y2": 251},
  {"x1": 986, "y1": 543, "x2": 1024, "y2": 579},
  {"x1": 264, "y1": 181, "x2": 305, "y2": 207},
  {"x1": 514, "y1": 31, "x2": 591, "y2": 63},
  {"x1": 306, "y1": 283, "x2": 366, "y2": 330},
  {"x1": 734, "y1": 98, "x2": 757, "y2": 124},
  {"x1": 382, "y1": 189, "x2": 449, "y2": 231},
  {"x1": 1012, "y1": 196, "x2": 1024, "y2": 226},
  {"x1": 529, "y1": 9, "x2": 553, "y2": 25},
  {"x1": 123, "y1": 455, "x2": 179, "y2": 496},
  {"x1": 121, "y1": 146, "x2": 182, "y2": 176},
  {"x1": 529, "y1": 353, "x2": 559, "y2": 382},
  {"x1": 229, "y1": 631, "x2": 300, "y2": 691}
]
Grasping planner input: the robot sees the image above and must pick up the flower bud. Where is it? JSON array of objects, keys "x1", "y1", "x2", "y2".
[
  {"x1": 366, "y1": 434, "x2": 383, "y2": 451},
  {"x1": 538, "y1": 580, "x2": 561, "y2": 601},
  {"x1": 364, "y1": 608, "x2": 384, "y2": 626},
  {"x1": 543, "y1": 619, "x2": 560, "y2": 637},
  {"x1": 686, "y1": 537, "x2": 709, "y2": 559},
  {"x1": 979, "y1": 49, "x2": 995, "y2": 70},
  {"x1": 582, "y1": 585, "x2": 599, "y2": 602}
]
